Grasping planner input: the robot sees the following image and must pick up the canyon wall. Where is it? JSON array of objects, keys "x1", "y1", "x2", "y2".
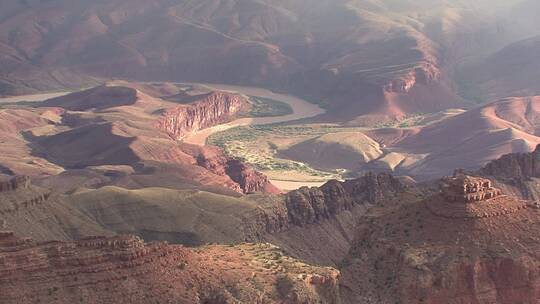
[
  {"x1": 156, "y1": 92, "x2": 248, "y2": 140},
  {"x1": 195, "y1": 147, "x2": 280, "y2": 194},
  {"x1": 341, "y1": 175, "x2": 540, "y2": 304},
  {"x1": 0, "y1": 176, "x2": 51, "y2": 214},
  {"x1": 243, "y1": 172, "x2": 406, "y2": 237},
  {"x1": 0, "y1": 232, "x2": 341, "y2": 304},
  {"x1": 479, "y1": 144, "x2": 540, "y2": 179},
  {"x1": 0, "y1": 175, "x2": 30, "y2": 192}
]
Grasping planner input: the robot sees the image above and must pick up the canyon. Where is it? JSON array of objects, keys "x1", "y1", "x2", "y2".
[
  {"x1": 0, "y1": 232, "x2": 341, "y2": 304},
  {"x1": 156, "y1": 91, "x2": 249, "y2": 140},
  {"x1": 0, "y1": 82, "x2": 281, "y2": 195},
  {"x1": 4, "y1": 153, "x2": 540, "y2": 303},
  {"x1": 4, "y1": 0, "x2": 537, "y2": 122},
  {"x1": 2, "y1": 1, "x2": 540, "y2": 303},
  {"x1": 341, "y1": 172, "x2": 540, "y2": 304}
]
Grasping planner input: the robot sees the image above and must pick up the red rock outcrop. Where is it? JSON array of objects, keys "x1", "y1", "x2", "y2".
[
  {"x1": 156, "y1": 92, "x2": 249, "y2": 140},
  {"x1": 195, "y1": 147, "x2": 280, "y2": 194},
  {"x1": 384, "y1": 65, "x2": 440, "y2": 94},
  {"x1": 341, "y1": 174, "x2": 540, "y2": 304},
  {"x1": 0, "y1": 233, "x2": 340, "y2": 304},
  {"x1": 224, "y1": 159, "x2": 280, "y2": 194}
]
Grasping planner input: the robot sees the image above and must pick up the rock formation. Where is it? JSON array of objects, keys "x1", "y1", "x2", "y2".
[
  {"x1": 341, "y1": 174, "x2": 540, "y2": 304},
  {"x1": 440, "y1": 175, "x2": 502, "y2": 202},
  {"x1": 384, "y1": 65, "x2": 440, "y2": 94},
  {"x1": 282, "y1": 173, "x2": 406, "y2": 227},
  {"x1": 0, "y1": 175, "x2": 30, "y2": 192},
  {"x1": 479, "y1": 144, "x2": 540, "y2": 180},
  {"x1": 0, "y1": 233, "x2": 341, "y2": 304},
  {"x1": 196, "y1": 148, "x2": 280, "y2": 194},
  {"x1": 156, "y1": 92, "x2": 249, "y2": 140},
  {"x1": 0, "y1": 176, "x2": 51, "y2": 214},
  {"x1": 247, "y1": 172, "x2": 405, "y2": 231}
]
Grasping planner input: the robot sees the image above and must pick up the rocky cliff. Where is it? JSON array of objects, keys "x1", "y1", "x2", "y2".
[
  {"x1": 476, "y1": 144, "x2": 540, "y2": 200},
  {"x1": 242, "y1": 172, "x2": 406, "y2": 237},
  {"x1": 156, "y1": 92, "x2": 248, "y2": 140},
  {"x1": 384, "y1": 64, "x2": 440, "y2": 94},
  {"x1": 479, "y1": 144, "x2": 540, "y2": 180},
  {"x1": 282, "y1": 173, "x2": 405, "y2": 227},
  {"x1": 340, "y1": 174, "x2": 540, "y2": 304},
  {"x1": 195, "y1": 147, "x2": 280, "y2": 194},
  {"x1": 0, "y1": 175, "x2": 30, "y2": 192},
  {"x1": 0, "y1": 176, "x2": 50, "y2": 214},
  {"x1": 0, "y1": 232, "x2": 341, "y2": 304}
]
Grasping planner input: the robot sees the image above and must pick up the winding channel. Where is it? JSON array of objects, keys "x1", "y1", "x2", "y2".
[
  {"x1": 0, "y1": 84, "x2": 327, "y2": 190},
  {"x1": 182, "y1": 84, "x2": 328, "y2": 190}
]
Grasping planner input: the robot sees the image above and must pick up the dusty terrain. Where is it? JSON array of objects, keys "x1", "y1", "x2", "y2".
[
  {"x1": 0, "y1": 81, "x2": 282, "y2": 195},
  {"x1": 209, "y1": 96, "x2": 540, "y2": 183}
]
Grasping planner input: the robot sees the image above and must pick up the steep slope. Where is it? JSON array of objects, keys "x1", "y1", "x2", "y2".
[
  {"x1": 465, "y1": 36, "x2": 540, "y2": 102},
  {"x1": 0, "y1": 107, "x2": 65, "y2": 176},
  {"x1": 394, "y1": 96, "x2": 540, "y2": 179},
  {"x1": 1, "y1": 0, "x2": 511, "y2": 121},
  {"x1": 280, "y1": 132, "x2": 384, "y2": 171},
  {"x1": 340, "y1": 174, "x2": 540, "y2": 303},
  {"x1": 0, "y1": 233, "x2": 341, "y2": 304},
  {"x1": 0, "y1": 176, "x2": 110, "y2": 241},
  {"x1": 475, "y1": 144, "x2": 540, "y2": 201},
  {"x1": 22, "y1": 83, "x2": 278, "y2": 194}
]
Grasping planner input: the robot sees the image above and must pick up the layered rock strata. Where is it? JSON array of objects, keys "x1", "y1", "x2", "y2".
[
  {"x1": 341, "y1": 175, "x2": 540, "y2": 304},
  {"x1": 479, "y1": 144, "x2": 540, "y2": 180},
  {"x1": 157, "y1": 92, "x2": 248, "y2": 140},
  {"x1": 0, "y1": 233, "x2": 341, "y2": 304},
  {"x1": 0, "y1": 175, "x2": 30, "y2": 192},
  {"x1": 243, "y1": 172, "x2": 406, "y2": 237},
  {"x1": 196, "y1": 148, "x2": 280, "y2": 194}
]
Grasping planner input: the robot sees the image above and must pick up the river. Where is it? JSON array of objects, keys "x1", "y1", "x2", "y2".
[
  {"x1": 182, "y1": 84, "x2": 327, "y2": 190},
  {"x1": 0, "y1": 85, "x2": 327, "y2": 190}
]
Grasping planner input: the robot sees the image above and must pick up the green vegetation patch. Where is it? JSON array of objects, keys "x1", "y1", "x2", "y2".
[
  {"x1": 242, "y1": 96, "x2": 293, "y2": 117},
  {"x1": 207, "y1": 124, "x2": 357, "y2": 180}
]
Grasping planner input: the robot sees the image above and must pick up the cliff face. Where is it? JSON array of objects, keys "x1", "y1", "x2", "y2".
[
  {"x1": 479, "y1": 144, "x2": 540, "y2": 179},
  {"x1": 156, "y1": 92, "x2": 248, "y2": 140},
  {"x1": 384, "y1": 64, "x2": 440, "y2": 94},
  {"x1": 0, "y1": 176, "x2": 50, "y2": 214},
  {"x1": 282, "y1": 173, "x2": 404, "y2": 227},
  {"x1": 196, "y1": 148, "x2": 280, "y2": 194},
  {"x1": 0, "y1": 233, "x2": 341, "y2": 304},
  {"x1": 476, "y1": 144, "x2": 540, "y2": 200},
  {"x1": 0, "y1": 175, "x2": 30, "y2": 192},
  {"x1": 340, "y1": 175, "x2": 540, "y2": 304},
  {"x1": 242, "y1": 173, "x2": 406, "y2": 236}
]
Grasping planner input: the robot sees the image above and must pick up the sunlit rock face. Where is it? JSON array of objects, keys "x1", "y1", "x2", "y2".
[
  {"x1": 340, "y1": 173, "x2": 540, "y2": 304},
  {"x1": 156, "y1": 92, "x2": 248, "y2": 140}
]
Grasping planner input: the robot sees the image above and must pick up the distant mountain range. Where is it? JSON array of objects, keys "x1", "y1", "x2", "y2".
[{"x1": 1, "y1": 0, "x2": 539, "y2": 121}]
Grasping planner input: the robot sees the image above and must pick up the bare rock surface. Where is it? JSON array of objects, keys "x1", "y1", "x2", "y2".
[
  {"x1": 340, "y1": 174, "x2": 540, "y2": 304},
  {"x1": 0, "y1": 233, "x2": 341, "y2": 304},
  {"x1": 156, "y1": 91, "x2": 249, "y2": 140}
]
